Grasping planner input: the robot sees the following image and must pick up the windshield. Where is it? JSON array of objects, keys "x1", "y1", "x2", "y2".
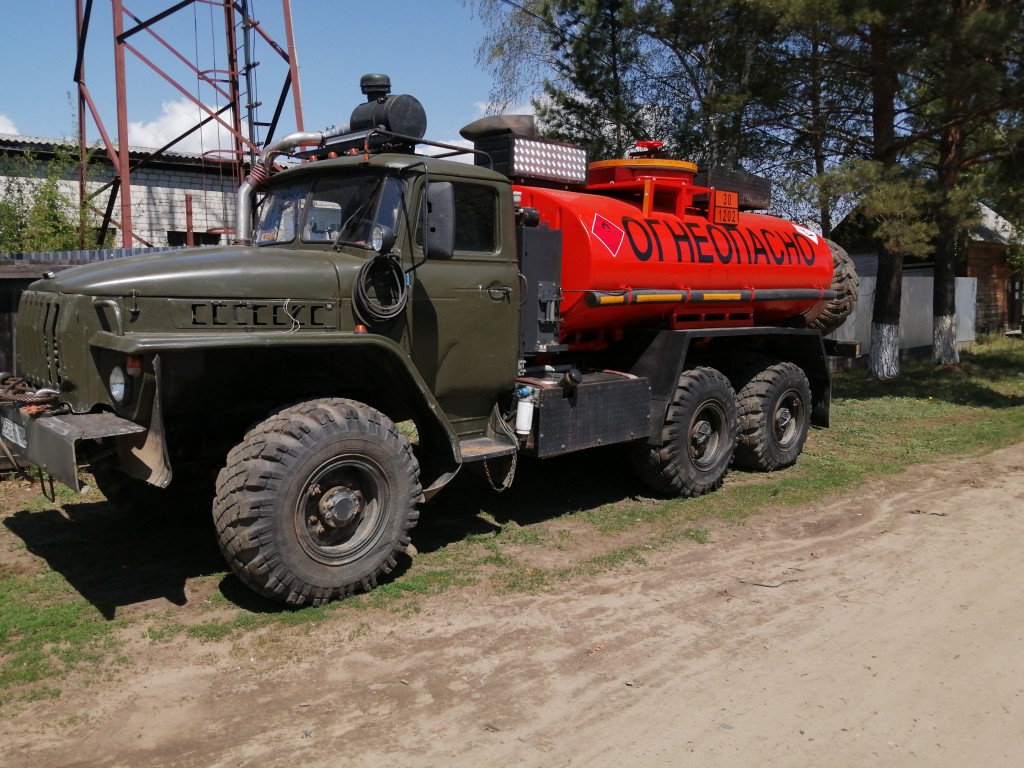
[{"x1": 254, "y1": 173, "x2": 405, "y2": 249}]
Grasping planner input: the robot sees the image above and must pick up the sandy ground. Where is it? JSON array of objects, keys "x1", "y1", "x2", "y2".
[{"x1": 3, "y1": 442, "x2": 1024, "y2": 768}]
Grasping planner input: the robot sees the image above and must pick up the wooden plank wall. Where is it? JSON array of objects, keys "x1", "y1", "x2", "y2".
[{"x1": 967, "y1": 244, "x2": 1013, "y2": 332}]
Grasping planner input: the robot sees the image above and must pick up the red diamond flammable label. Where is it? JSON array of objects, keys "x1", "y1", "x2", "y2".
[{"x1": 592, "y1": 214, "x2": 624, "y2": 257}]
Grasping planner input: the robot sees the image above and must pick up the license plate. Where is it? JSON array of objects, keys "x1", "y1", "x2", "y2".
[{"x1": 2, "y1": 417, "x2": 27, "y2": 449}]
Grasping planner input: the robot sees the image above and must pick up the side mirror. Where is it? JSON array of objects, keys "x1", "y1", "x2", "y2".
[{"x1": 425, "y1": 181, "x2": 455, "y2": 260}]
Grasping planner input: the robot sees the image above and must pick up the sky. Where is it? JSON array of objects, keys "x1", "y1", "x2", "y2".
[{"x1": 0, "y1": 0, "x2": 525, "y2": 155}]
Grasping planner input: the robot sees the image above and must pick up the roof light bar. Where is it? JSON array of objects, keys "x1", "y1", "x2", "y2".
[{"x1": 510, "y1": 137, "x2": 589, "y2": 184}]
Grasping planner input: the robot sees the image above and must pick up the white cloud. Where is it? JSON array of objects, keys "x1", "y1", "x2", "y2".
[
  {"x1": 0, "y1": 114, "x2": 19, "y2": 134},
  {"x1": 473, "y1": 101, "x2": 535, "y2": 118},
  {"x1": 128, "y1": 99, "x2": 236, "y2": 154},
  {"x1": 421, "y1": 138, "x2": 476, "y2": 163}
]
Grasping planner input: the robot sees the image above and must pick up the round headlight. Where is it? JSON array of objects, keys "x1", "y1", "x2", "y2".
[
  {"x1": 370, "y1": 224, "x2": 396, "y2": 254},
  {"x1": 109, "y1": 366, "x2": 127, "y2": 403},
  {"x1": 371, "y1": 224, "x2": 386, "y2": 253}
]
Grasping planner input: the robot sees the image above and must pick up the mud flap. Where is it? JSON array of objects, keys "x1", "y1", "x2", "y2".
[{"x1": 112, "y1": 355, "x2": 173, "y2": 488}]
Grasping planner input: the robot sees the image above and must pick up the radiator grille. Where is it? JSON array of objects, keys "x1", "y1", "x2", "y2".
[{"x1": 16, "y1": 292, "x2": 62, "y2": 388}]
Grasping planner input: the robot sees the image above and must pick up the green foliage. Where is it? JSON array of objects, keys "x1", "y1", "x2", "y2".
[
  {"x1": 532, "y1": 0, "x2": 650, "y2": 159},
  {"x1": 520, "y1": 0, "x2": 794, "y2": 167},
  {"x1": 822, "y1": 159, "x2": 938, "y2": 258},
  {"x1": 982, "y1": 140, "x2": 1024, "y2": 273},
  {"x1": 472, "y1": 0, "x2": 1024, "y2": 368},
  {"x1": 634, "y1": 0, "x2": 790, "y2": 169},
  {"x1": 1007, "y1": 229, "x2": 1024, "y2": 273},
  {"x1": 681, "y1": 527, "x2": 709, "y2": 544},
  {"x1": 0, "y1": 144, "x2": 105, "y2": 254}
]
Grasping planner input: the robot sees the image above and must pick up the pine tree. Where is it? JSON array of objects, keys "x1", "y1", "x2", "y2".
[
  {"x1": 911, "y1": 0, "x2": 1024, "y2": 363},
  {"x1": 532, "y1": 0, "x2": 650, "y2": 159}
]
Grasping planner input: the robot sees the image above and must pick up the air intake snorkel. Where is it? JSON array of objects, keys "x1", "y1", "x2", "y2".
[
  {"x1": 234, "y1": 74, "x2": 428, "y2": 245},
  {"x1": 234, "y1": 129, "x2": 330, "y2": 245}
]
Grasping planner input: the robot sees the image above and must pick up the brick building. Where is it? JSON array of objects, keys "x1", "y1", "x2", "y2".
[{"x1": 0, "y1": 134, "x2": 238, "y2": 247}]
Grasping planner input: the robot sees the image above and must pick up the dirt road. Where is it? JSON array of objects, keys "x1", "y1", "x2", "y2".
[{"x1": 4, "y1": 442, "x2": 1024, "y2": 768}]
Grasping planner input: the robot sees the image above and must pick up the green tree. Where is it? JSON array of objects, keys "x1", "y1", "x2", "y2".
[
  {"x1": 910, "y1": 0, "x2": 1024, "y2": 363},
  {"x1": 834, "y1": 1, "x2": 935, "y2": 378},
  {"x1": 984, "y1": 139, "x2": 1024, "y2": 279},
  {"x1": 470, "y1": 0, "x2": 1024, "y2": 374},
  {"x1": 532, "y1": 0, "x2": 651, "y2": 158},
  {"x1": 763, "y1": 0, "x2": 869, "y2": 235},
  {"x1": 473, "y1": 0, "x2": 790, "y2": 165},
  {"x1": 0, "y1": 145, "x2": 100, "y2": 253},
  {"x1": 638, "y1": 0, "x2": 788, "y2": 169}
]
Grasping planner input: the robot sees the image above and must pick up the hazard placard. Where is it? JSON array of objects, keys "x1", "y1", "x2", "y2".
[{"x1": 713, "y1": 190, "x2": 739, "y2": 225}]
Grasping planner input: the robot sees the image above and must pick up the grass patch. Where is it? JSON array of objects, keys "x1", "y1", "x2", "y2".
[
  {"x1": 0, "y1": 572, "x2": 124, "y2": 703},
  {"x1": 682, "y1": 528, "x2": 710, "y2": 544}
]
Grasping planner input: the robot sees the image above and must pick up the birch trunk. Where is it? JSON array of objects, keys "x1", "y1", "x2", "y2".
[
  {"x1": 933, "y1": 314, "x2": 960, "y2": 366},
  {"x1": 869, "y1": 322, "x2": 901, "y2": 379}
]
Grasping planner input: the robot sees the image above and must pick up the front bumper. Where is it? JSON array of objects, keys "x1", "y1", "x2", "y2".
[{"x1": 0, "y1": 406, "x2": 145, "y2": 491}]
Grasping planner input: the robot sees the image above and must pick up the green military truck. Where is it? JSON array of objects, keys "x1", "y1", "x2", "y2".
[{"x1": 0, "y1": 75, "x2": 857, "y2": 606}]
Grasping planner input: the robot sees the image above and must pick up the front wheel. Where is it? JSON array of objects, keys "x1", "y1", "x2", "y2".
[
  {"x1": 630, "y1": 367, "x2": 738, "y2": 497},
  {"x1": 213, "y1": 398, "x2": 421, "y2": 607}
]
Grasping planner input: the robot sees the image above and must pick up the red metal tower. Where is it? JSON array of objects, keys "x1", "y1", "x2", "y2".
[{"x1": 74, "y1": 0, "x2": 304, "y2": 247}]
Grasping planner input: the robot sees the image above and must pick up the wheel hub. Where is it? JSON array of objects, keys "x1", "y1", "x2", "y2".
[
  {"x1": 692, "y1": 420, "x2": 713, "y2": 456},
  {"x1": 317, "y1": 486, "x2": 364, "y2": 530},
  {"x1": 776, "y1": 407, "x2": 792, "y2": 432}
]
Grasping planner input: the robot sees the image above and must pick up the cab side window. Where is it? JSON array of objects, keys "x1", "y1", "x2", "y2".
[
  {"x1": 417, "y1": 182, "x2": 497, "y2": 256},
  {"x1": 452, "y1": 184, "x2": 497, "y2": 253}
]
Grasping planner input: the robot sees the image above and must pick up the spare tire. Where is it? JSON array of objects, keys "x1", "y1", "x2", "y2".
[{"x1": 804, "y1": 239, "x2": 859, "y2": 336}]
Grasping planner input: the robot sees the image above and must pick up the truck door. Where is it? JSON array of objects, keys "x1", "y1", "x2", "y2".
[{"x1": 407, "y1": 178, "x2": 519, "y2": 436}]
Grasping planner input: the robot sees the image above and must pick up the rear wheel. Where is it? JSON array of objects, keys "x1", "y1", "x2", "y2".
[
  {"x1": 733, "y1": 361, "x2": 811, "y2": 471},
  {"x1": 631, "y1": 367, "x2": 738, "y2": 497},
  {"x1": 213, "y1": 398, "x2": 421, "y2": 607}
]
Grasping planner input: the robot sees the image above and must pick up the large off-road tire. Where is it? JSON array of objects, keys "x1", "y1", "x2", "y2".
[
  {"x1": 630, "y1": 367, "x2": 739, "y2": 497},
  {"x1": 91, "y1": 459, "x2": 214, "y2": 517},
  {"x1": 213, "y1": 398, "x2": 421, "y2": 607},
  {"x1": 805, "y1": 238, "x2": 860, "y2": 336},
  {"x1": 732, "y1": 361, "x2": 811, "y2": 472}
]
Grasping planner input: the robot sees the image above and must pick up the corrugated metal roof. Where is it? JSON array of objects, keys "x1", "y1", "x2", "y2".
[
  {"x1": 971, "y1": 203, "x2": 1016, "y2": 246},
  {"x1": 0, "y1": 132, "x2": 213, "y2": 166}
]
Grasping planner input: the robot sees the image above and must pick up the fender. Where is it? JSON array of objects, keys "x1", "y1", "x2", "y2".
[{"x1": 89, "y1": 330, "x2": 463, "y2": 500}]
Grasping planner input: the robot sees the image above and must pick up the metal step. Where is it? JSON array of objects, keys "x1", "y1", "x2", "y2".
[{"x1": 459, "y1": 436, "x2": 518, "y2": 463}]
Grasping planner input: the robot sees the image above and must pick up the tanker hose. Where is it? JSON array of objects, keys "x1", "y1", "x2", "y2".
[{"x1": 352, "y1": 254, "x2": 408, "y2": 326}]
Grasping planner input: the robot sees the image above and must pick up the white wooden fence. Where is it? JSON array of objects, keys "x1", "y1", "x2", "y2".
[{"x1": 827, "y1": 276, "x2": 977, "y2": 351}]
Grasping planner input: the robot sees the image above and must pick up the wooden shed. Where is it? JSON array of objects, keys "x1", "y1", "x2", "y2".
[
  {"x1": 966, "y1": 204, "x2": 1020, "y2": 333},
  {"x1": 835, "y1": 202, "x2": 1020, "y2": 334}
]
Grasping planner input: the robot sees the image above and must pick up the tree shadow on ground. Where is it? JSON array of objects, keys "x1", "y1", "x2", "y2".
[{"x1": 833, "y1": 345, "x2": 1024, "y2": 409}]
